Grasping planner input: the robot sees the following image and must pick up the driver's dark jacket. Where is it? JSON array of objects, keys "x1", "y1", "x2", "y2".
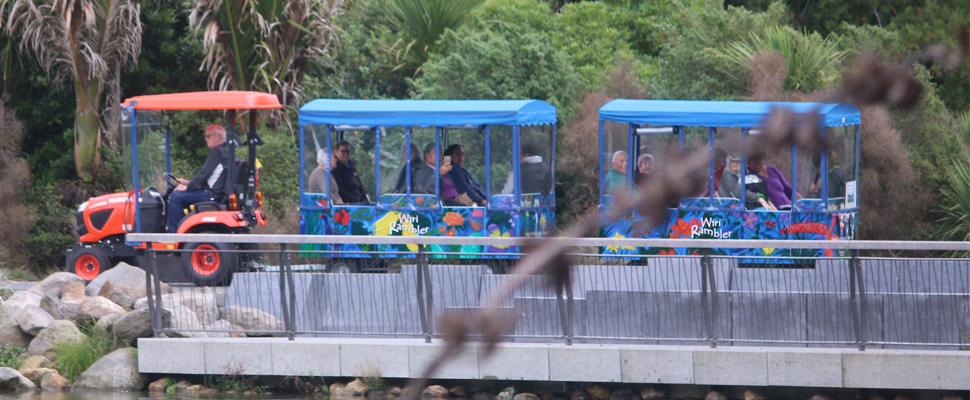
[
  {"x1": 333, "y1": 160, "x2": 368, "y2": 203},
  {"x1": 187, "y1": 141, "x2": 232, "y2": 200}
]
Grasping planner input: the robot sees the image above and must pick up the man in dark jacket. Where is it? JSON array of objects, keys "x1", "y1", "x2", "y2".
[
  {"x1": 444, "y1": 144, "x2": 487, "y2": 205},
  {"x1": 168, "y1": 124, "x2": 233, "y2": 233},
  {"x1": 501, "y1": 143, "x2": 552, "y2": 195},
  {"x1": 331, "y1": 140, "x2": 369, "y2": 204}
]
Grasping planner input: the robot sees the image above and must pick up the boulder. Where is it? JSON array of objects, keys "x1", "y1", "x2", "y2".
[
  {"x1": 449, "y1": 386, "x2": 468, "y2": 397},
  {"x1": 330, "y1": 382, "x2": 347, "y2": 397},
  {"x1": 423, "y1": 385, "x2": 449, "y2": 398},
  {"x1": 809, "y1": 395, "x2": 832, "y2": 400},
  {"x1": 570, "y1": 391, "x2": 591, "y2": 400},
  {"x1": 163, "y1": 305, "x2": 207, "y2": 338},
  {"x1": 497, "y1": 386, "x2": 517, "y2": 400},
  {"x1": 3, "y1": 291, "x2": 42, "y2": 310},
  {"x1": 0, "y1": 367, "x2": 36, "y2": 393},
  {"x1": 0, "y1": 306, "x2": 31, "y2": 349},
  {"x1": 72, "y1": 347, "x2": 145, "y2": 391},
  {"x1": 514, "y1": 394, "x2": 541, "y2": 400},
  {"x1": 98, "y1": 280, "x2": 143, "y2": 310},
  {"x1": 17, "y1": 356, "x2": 52, "y2": 375},
  {"x1": 609, "y1": 388, "x2": 637, "y2": 400},
  {"x1": 103, "y1": 307, "x2": 168, "y2": 341},
  {"x1": 203, "y1": 319, "x2": 245, "y2": 338},
  {"x1": 223, "y1": 305, "x2": 284, "y2": 333},
  {"x1": 743, "y1": 390, "x2": 766, "y2": 400},
  {"x1": 39, "y1": 295, "x2": 64, "y2": 320},
  {"x1": 16, "y1": 305, "x2": 54, "y2": 336},
  {"x1": 40, "y1": 371, "x2": 71, "y2": 392},
  {"x1": 706, "y1": 391, "x2": 726, "y2": 400},
  {"x1": 75, "y1": 296, "x2": 126, "y2": 323},
  {"x1": 640, "y1": 387, "x2": 665, "y2": 400},
  {"x1": 20, "y1": 367, "x2": 57, "y2": 382},
  {"x1": 60, "y1": 281, "x2": 88, "y2": 304},
  {"x1": 27, "y1": 272, "x2": 81, "y2": 298},
  {"x1": 175, "y1": 290, "x2": 222, "y2": 325},
  {"x1": 586, "y1": 385, "x2": 610, "y2": 400},
  {"x1": 85, "y1": 262, "x2": 143, "y2": 296},
  {"x1": 343, "y1": 378, "x2": 368, "y2": 396},
  {"x1": 27, "y1": 320, "x2": 85, "y2": 359},
  {"x1": 147, "y1": 378, "x2": 166, "y2": 393}
]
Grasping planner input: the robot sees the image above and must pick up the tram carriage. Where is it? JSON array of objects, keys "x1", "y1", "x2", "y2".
[
  {"x1": 597, "y1": 99, "x2": 862, "y2": 262},
  {"x1": 298, "y1": 99, "x2": 557, "y2": 272}
]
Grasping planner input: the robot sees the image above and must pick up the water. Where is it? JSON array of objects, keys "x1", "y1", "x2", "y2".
[{"x1": 0, "y1": 393, "x2": 317, "y2": 400}]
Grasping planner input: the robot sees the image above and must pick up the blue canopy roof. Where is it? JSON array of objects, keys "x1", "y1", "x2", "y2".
[
  {"x1": 599, "y1": 99, "x2": 861, "y2": 127},
  {"x1": 299, "y1": 99, "x2": 557, "y2": 127}
]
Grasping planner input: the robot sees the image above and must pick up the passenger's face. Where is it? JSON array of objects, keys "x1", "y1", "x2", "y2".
[
  {"x1": 335, "y1": 145, "x2": 351, "y2": 164},
  {"x1": 450, "y1": 147, "x2": 465, "y2": 166},
  {"x1": 747, "y1": 156, "x2": 764, "y2": 171},
  {"x1": 612, "y1": 154, "x2": 628, "y2": 173},
  {"x1": 638, "y1": 160, "x2": 652, "y2": 174},
  {"x1": 729, "y1": 159, "x2": 741, "y2": 173}
]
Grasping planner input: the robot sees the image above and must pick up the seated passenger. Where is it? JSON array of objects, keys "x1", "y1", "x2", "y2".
[
  {"x1": 808, "y1": 153, "x2": 846, "y2": 198},
  {"x1": 412, "y1": 143, "x2": 452, "y2": 195},
  {"x1": 393, "y1": 143, "x2": 421, "y2": 193},
  {"x1": 501, "y1": 143, "x2": 552, "y2": 195},
  {"x1": 168, "y1": 124, "x2": 232, "y2": 233},
  {"x1": 746, "y1": 150, "x2": 792, "y2": 209},
  {"x1": 604, "y1": 150, "x2": 628, "y2": 194},
  {"x1": 331, "y1": 140, "x2": 369, "y2": 204},
  {"x1": 633, "y1": 153, "x2": 653, "y2": 189},
  {"x1": 719, "y1": 153, "x2": 771, "y2": 210},
  {"x1": 307, "y1": 149, "x2": 343, "y2": 205},
  {"x1": 444, "y1": 144, "x2": 488, "y2": 205}
]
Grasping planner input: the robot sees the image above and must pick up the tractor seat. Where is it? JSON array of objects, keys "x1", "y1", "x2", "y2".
[{"x1": 191, "y1": 201, "x2": 227, "y2": 213}]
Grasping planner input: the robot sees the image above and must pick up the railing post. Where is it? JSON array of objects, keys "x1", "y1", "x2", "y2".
[
  {"x1": 701, "y1": 251, "x2": 719, "y2": 348},
  {"x1": 278, "y1": 243, "x2": 295, "y2": 340},
  {"x1": 849, "y1": 251, "x2": 867, "y2": 351},
  {"x1": 556, "y1": 276, "x2": 573, "y2": 345},
  {"x1": 145, "y1": 248, "x2": 162, "y2": 338},
  {"x1": 416, "y1": 244, "x2": 432, "y2": 343}
]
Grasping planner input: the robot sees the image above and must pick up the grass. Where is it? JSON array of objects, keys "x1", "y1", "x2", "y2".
[
  {"x1": 0, "y1": 345, "x2": 26, "y2": 369},
  {"x1": 53, "y1": 322, "x2": 118, "y2": 381}
]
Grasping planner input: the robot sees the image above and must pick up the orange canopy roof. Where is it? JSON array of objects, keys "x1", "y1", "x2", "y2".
[{"x1": 122, "y1": 91, "x2": 283, "y2": 110}]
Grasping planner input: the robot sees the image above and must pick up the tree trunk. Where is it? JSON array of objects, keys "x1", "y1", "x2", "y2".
[{"x1": 74, "y1": 89, "x2": 102, "y2": 179}]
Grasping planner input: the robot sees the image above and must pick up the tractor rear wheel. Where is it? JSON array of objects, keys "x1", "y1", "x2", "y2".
[
  {"x1": 182, "y1": 241, "x2": 237, "y2": 286},
  {"x1": 67, "y1": 246, "x2": 111, "y2": 281}
]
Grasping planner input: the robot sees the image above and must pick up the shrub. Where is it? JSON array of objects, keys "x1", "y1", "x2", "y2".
[
  {"x1": 0, "y1": 345, "x2": 26, "y2": 369},
  {"x1": 54, "y1": 323, "x2": 117, "y2": 381}
]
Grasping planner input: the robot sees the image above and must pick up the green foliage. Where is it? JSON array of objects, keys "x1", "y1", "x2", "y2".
[
  {"x1": 719, "y1": 25, "x2": 847, "y2": 92},
  {"x1": 20, "y1": 182, "x2": 76, "y2": 273},
  {"x1": 411, "y1": 23, "x2": 584, "y2": 122},
  {"x1": 832, "y1": 22, "x2": 904, "y2": 59},
  {"x1": 550, "y1": 2, "x2": 638, "y2": 89},
  {"x1": 0, "y1": 345, "x2": 26, "y2": 369},
  {"x1": 240, "y1": 128, "x2": 299, "y2": 225},
  {"x1": 120, "y1": 2, "x2": 207, "y2": 96},
  {"x1": 162, "y1": 377, "x2": 179, "y2": 393},
  {"x1": 54, "y1": 323, "x2": 117, "y2": 381},
  {"x1": 362, "y1": 373, "x2": 390, "y2": 392},
  {"x1": 931, "y1": 152, "x2": 970, "y2": 254},
  {"x1": 385, "y1": 0, "x2": 484, "y2": 76}
]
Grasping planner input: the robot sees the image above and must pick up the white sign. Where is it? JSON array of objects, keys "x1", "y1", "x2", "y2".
[{"x1": 844, "y1": 180, "x2": 857, "y2": 209}]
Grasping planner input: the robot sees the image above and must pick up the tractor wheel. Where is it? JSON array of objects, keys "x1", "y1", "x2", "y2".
[
  {"x1": 67, "y1": 246, "x2": 111, "y2": 281},
  {"x1": 327, "y1": 258, "x2": 360, "y2": 273},
  {"x1": 182, "y1": 241, "x2": 237, "y2": 286}
]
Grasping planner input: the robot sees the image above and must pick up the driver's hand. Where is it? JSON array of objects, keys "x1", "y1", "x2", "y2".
[
  {"x1": 175, "y1": 184, "x2": 187, "y2": 191},
  {"x1": 177, "y1": 177, "x2": 189, "y2": 185}
]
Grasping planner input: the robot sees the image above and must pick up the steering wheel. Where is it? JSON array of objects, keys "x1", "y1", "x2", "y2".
[{"x1": 163, "y1": 172, "x2": 182, "y2": 189}]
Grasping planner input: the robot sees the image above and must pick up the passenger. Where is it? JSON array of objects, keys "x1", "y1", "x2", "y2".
[
  {"x1": 604, "y1": 150, "x2": 628, "y2": 194},
  {"x1": 412, "y1": 143, "x2": 452, "y2": 195},
  {"x1": 501, "y1": 143, "x2": 552, "y2": 195},
  {"x1": 713, "y1": 147, "x2": 727, "y2": 193},
  {"x1": 808, "y1": 153, "x2": 846, "y2": 198},
  {"x1": 719, "y1": 153, "x2": 772, "y2": 210},
  {"x1": 444, "y1": 144, "x2": 488, "y2": 205},
  {"x1": 331, "y1": 140, "x2": 369, "y2": 204},
  {"x1": 393, "y1": 143, "x2": 421, "y2": 193},
  {"x1": 746, "y1": 150, "x2": 792, "y2": 209},
  {"x1": 633, "y1": 153, "x2": 654, "y2": 188},
  {"x1": 307, "y1": 149, "x2": 343, "y2": 205},
  {"x1": 168, "y1": 124, "x2": 233, "y2": 233}
]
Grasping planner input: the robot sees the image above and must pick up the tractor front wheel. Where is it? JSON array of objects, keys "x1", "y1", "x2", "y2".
[
  {"x1": 67, "y1": 246, "x2": 111, "y2": 281},
  {"x1": 182, "y1": 241, "x2": 237, "y2": 286}
]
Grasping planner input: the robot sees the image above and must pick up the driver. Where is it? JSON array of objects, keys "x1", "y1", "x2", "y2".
[{"x1": 167, "y1": 124, "x2": 233, "y2": 233}]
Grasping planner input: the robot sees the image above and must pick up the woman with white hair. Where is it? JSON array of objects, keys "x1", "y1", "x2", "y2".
[{"x1": 307, "y1": 149, "x2": 343, "y2": 204}]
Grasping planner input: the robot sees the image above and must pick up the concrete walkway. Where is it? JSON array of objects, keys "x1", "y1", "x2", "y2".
[{"x1": 138, "y1": 337, "x2": 970, "y2": 390}]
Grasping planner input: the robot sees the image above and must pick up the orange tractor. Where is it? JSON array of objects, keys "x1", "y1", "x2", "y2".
[{"x1": 66, "y1": 91, "x2": 280, "y2": 285}]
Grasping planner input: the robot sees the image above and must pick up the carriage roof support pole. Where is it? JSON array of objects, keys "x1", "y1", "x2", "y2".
[
  {"x1": 326, "y1": 125, "x2": 332, "y2": 200},
  {"x1": 485, "y1": 125, "x2": 491, "y2": 203},
  {"x1": 375, "y1": 127, "x2": 381, "y2": 198},
  {"x1": 790, "y1": 137, "x2": 797, "y2": 201},
  {"x1": 299, "y1": 125, "x2": 306, "y2": 197},
  {"x1": 627, "y1": 123, "x2": 635, "y2": 190},
  {"x1": 708, "y1": 127, "x2": 716, "y2": 199},
  {"x1": 740, "y1": 128, "x2": 748, "y2": 211},
  {"x1": 513, "y1": 125, "x2": 521, "y2": 211},
  {"x1": 406, "y1": 128, "x2": 413, "y2": 197},
  {"x1": 129, "y1": 105, "x2": 141, "y2": 238},
  {"x1": 855, "y1": 124, "x2": 861, "y2": 208},
  {"x1": 434, "y1": 128, "x2": 441, "y2": 201},
  {"x1": 821, "y1": 127, "x2": 829, "y2": 202},
  {"x1": 550, "y1": 124, "x2": 557, "y2": 210}
]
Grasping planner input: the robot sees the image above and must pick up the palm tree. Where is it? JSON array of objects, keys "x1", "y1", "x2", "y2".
[
  {"x1": 385, "y1": 0, "x2": 483, "y2": 76},
  {"x1": 186, "y1": 0, "x2": 342, "y2": 127},
  {"x1": 2, "y1": 0, "x2": 142, "y2": 179},
  {"x1": 719, "y1": 25, "x2": 846, "y2": 92}
]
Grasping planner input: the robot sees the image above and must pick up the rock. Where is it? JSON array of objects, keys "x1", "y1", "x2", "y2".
[
  {"x1": 570, "y1": 391, "x2": 591, "y2": 400},
  {"x1": 640, "y1": 387, "x2": 665, "y2": 400},
  {"x1": 16, "y1": 305, "x2": 54, "y2": 336},
  {"x1": 330, "y1": 382, "x2": 347, "y2": 397},
  {"x1": 148, "y1": 378, "x2": 167, "y2": 393},
  {"x1": 497, "y1": 386, "x2": 517, "y2": 400},
  {"x1": 0, "y1": 311, "x2": 31, "y2": 349},
  {"x1": 172, "y1": 290, "x2": 221, "y2": 325},
  {"x1": 175, "y1": 380, "x2": 192, "y2": 392},
  {"x1": 423, "y1": 385, "x2": 449, "y2": 398},
  {"x1": 27, "y1": 273, "x2": 82, "y2": 298},
  {"x1": 75, "y1": 296, "x2": 126, "y2": 323},
  {"x1": 610, "y1": 388, "x2": 637, "y2": 400},
  {"x1": 39, "y1": 370, "x2": 70, "y2": 392},
  {"x1": 85, "y1": 262, "x2": 143, "y2": 296},
  {"x1": 72, "y1": 347, "x2": 145, "y2": 390},
  {"x1": 809, "y1": 394, "x2": 832, "y2": 400},
  {"x1": 223, "y1": 305, "x2": 284, "y2": 333},
  {"x1": 2, "y1": 292, "x2": 42, "y2": 315},
  {"x1": 20, "y1": 367, "x2": 57, "y2": 382},
  {"x1": 185, "y1": 384, "x2": 207, "y2": 394},
  {"x1": 203, "y1": 319, "x2": 245, "y2": 338},
  {"x1": 98, "y1": 281, "x2": 142, "y2": 310},
  {"x1": 39, "y1": 295, "x2": 64, "y2": 320},
  {"x1": 0, "y1": 367, "x2": 36, "y2": 393},
  {"x1": 586, "y1": 385, "x2": 611, "y2": 400},
  {"x1": 164, "y1": 305, "x2": 207, "y2": 338},
  {"x1": 449, "y1": 385, "x2": 468, "y2": 397},
  {"x1": 17, "y1": 356, "x2": 52, "y2": 375},
  {"x1": 101, "y1": 307, "x2": 168, "y2": 341},
  {"x1": 743, "y1": 390, "x2": 766, "y2": 400},
  {"x1": 389, "y1": 386, "x2": 404, "y2": 397},
  {"x1": 344, "y1": 378, "x2": 368, "y2": 396},
  {"x1": 514, "y1": 394, "x2": 541, "y2": 400},
  {"x1": 27, "y1": 320, "x2": 85, "y2": 359},
  {"x1": 59, "y1": 281, "x2": 87, "y2": 304},
  {"x1": 706, "y1": 391, "x2": 726, "y2": 400}
]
